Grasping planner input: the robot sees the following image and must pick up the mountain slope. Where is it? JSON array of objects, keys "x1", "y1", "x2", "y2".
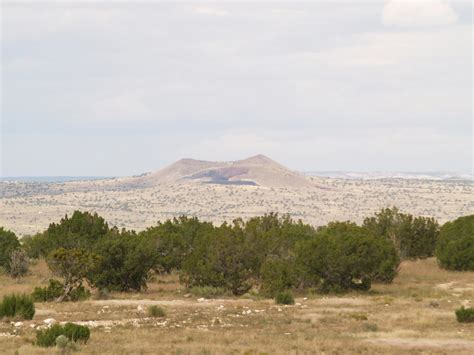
[{"x1": 117, "y1": 154, "x2": 312, "y2": 188}]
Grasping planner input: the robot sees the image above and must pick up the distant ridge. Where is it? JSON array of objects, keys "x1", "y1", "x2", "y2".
[
  {"x1": 305, "y1": 171, "x2": 473, "y2": 181},
  {"x1": 118, "y1": 154, "x2": 312, "y2": 188}
]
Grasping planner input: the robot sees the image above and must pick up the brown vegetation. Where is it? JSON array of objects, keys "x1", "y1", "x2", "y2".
[{"x1": 0, "y1": 258, "x2": 473, "y2": 354}]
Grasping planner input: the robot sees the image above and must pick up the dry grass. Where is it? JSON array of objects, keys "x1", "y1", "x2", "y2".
[{"x1": 0, "y1": 258, "x2": 473, "y2": 354}]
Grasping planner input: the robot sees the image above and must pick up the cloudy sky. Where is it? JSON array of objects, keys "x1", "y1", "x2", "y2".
[{"x1": 1, "y1": 0, "x2": 472, "y2": 176}]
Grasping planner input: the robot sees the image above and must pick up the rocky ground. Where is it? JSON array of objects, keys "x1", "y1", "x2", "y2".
[{"x1": 0, "y1": 259, "x2": 473, "y2": 354}]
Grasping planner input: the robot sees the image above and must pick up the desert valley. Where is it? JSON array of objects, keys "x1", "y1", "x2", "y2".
[{"x1": 1, "y1": 155, "x2": 472, "y2": 237}]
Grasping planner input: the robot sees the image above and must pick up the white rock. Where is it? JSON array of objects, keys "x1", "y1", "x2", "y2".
[
  {"x1": 43, "y1": 318, "x2": 56, "y2": 325},
  {"x1": 278, "y1": 308, "x2": 282, "y2": 312},
  {"x1": 197, "y1": 298, "x2": 206, "y2": 302},
  {"x1": 13, "y1": 322, "x2": 23, "y2": 328},
  {"x1": 137, "y1": 305, "x2": 144, "y2": 312},
  {"x1": 295, "y1": 303, "x2": 302, "y2": 306}
]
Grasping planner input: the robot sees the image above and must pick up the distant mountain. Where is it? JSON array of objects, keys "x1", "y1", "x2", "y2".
[
  {"x1": 116, "y1": 154, "x2": 312, "y2": 188},
  {"x1": 305, "y1": 171, "x2": 473, "y2": 181}
]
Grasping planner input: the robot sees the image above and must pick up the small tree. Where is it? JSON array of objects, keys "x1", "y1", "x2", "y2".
[
  {"x1": 0, "y1": 227, "x2": 20, "y2": 272},
  {"x1": 88, "y1": 229, "x2": 156, "y2": 292},
  {"x1": 24, "y1": 211, "x2": 110, "y2": 258},
  {"x1": 181, "y1": 223, "x2": 257, "y2": 296},
  {"x1": 436, "y1": 215, "x2": 474, "y2": 271},
  {"x1": 260, "y1": 258, "x2": 298, "y2": 297},
  {"x1": 363, "y1": 207, "x2": 439, "y2": 260},
  {"x1": 8, "y1": 249, "x2": 29, "y2": 281},
  {"x1": 297, "y1": 222, "x2": 399, "y2": 292},
  {"x1": 46, "y1": 248, "x2": 98, "y2": 302}
]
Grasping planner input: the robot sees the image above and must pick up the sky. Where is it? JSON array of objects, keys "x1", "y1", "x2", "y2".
[{"x1": 1, "y1": 0, "x2": 472, "y2": 176}]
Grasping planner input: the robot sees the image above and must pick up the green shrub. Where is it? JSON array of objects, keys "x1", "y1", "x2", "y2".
[
  {"x1": 36, "y1": 324, "x2": 65, "y2": 347},
  {"x1": 297, "y1": 222, "x2": 399, "y2": 292},
  {"x1": 180, "y1": 223, "x2": 257, "y2": 296},
  {"x1": 436, "y1": 215, "x2": 474, "y2": 271},
  {"x1": 63, "y1": 323, "x2": 90, "y2": 342},
  {"x1": 32, "y1": 279, "x2": 63, "y2": 302},
  {"x1": 88, "y1": 230, "x2": 155, "y2": 292},
  {"x1": 0, "y1": 294, "x2": 35, "y2": 320},
  {"x1": 363, "y1": 208, "x2": 439, "y2": 260},
  {"x1": 69, "y1": 285, "x2": 91, "y2": 301},
  {"x1": 455, "y1": 306, "x2": 474, "y2": 323},
  {"x1": 188, "y1": 286, "x2": 229, "y2": 299},
  {"x1": 36, "y1": 323, "x2": 90, "y2": 347},
  {"x1": 148, "y1": 305, "x2": 166, "y2": 318},
  {"x1": 140, "y1": 216, "x2": 215, "y2": 273},
  {"x1": 275, "y1": 291, "x2": 295, "y2": 305},
  {"x1": 260, "y1": 258, "x2": 298, "y2": 297},
  {"x1": 32, "y1": 279, "x2": 91, "y2": 302},
  {"x1": 29, "y1": 211, "x2": 110, "y2": 258},
  {"x1": 0, "y1": 227, "x2": 20, "y2": 271}
]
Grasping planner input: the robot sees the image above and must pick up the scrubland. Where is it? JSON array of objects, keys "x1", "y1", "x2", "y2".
[
  {"x1": 1, "y1": 258, "x2": 473, "y2": 354},
  {"x1": 1, "y1": 177, "x2": 472, "y2": 236}
]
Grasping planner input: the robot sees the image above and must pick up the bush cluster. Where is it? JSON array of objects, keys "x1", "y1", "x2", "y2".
[
  {"x1": 36, "y1": 323, "x2": 90, "y2": 347},
  {"x1": 275, "y1": 291, "x2": 295, "y2": 305},
  {"x1": 436, "y1": 215, "x2": 474, "y2": 271},
  {"x1": 16, "y1": 210, "x2": 472, "y2": 299},
  {"x1": 32, "y1": 279, "x2": 90, "y2": 302},
  {"x1": 0, "y1": 294, "x2": 35, "y2": 320},
  {"x1": 363, "y1": 207, "x2": 439, "y2": 260}
]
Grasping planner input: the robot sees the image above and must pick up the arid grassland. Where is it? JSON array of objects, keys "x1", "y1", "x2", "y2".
[
  {"x1": 1, "y1": 258, "x2": 473, "y2": 354},
  {"x1": 1, "y1": 177, "x2": 472, "y2": 236}
]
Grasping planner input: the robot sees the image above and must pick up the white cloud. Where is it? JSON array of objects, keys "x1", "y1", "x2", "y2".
[
  {"x1": 382, "y1": 0, "x2": 458, "y2": 27},
  {"x1": 192, "y1": 6, "x2": 230, "y2": 17},
  {"x1": 90, "y1": 92, "x2": 152, "y2": 123}
]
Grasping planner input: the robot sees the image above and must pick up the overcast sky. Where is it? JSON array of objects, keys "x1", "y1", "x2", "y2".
[{"x1": 1, "y1": 0, "x2": 472, "y2": 176}]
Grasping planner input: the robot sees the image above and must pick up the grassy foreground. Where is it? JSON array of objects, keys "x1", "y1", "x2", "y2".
[{"x1": 0, "y1": 258, "x2": 473, "y2": 354}]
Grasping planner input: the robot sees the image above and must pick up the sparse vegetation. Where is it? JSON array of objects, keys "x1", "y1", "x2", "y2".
[
  {"x1": 148, "y1": 305, "x2": 166, "y2": 318},
  {"x1": 188, "y1": 286, "x2": 229, "y2": 299}
]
